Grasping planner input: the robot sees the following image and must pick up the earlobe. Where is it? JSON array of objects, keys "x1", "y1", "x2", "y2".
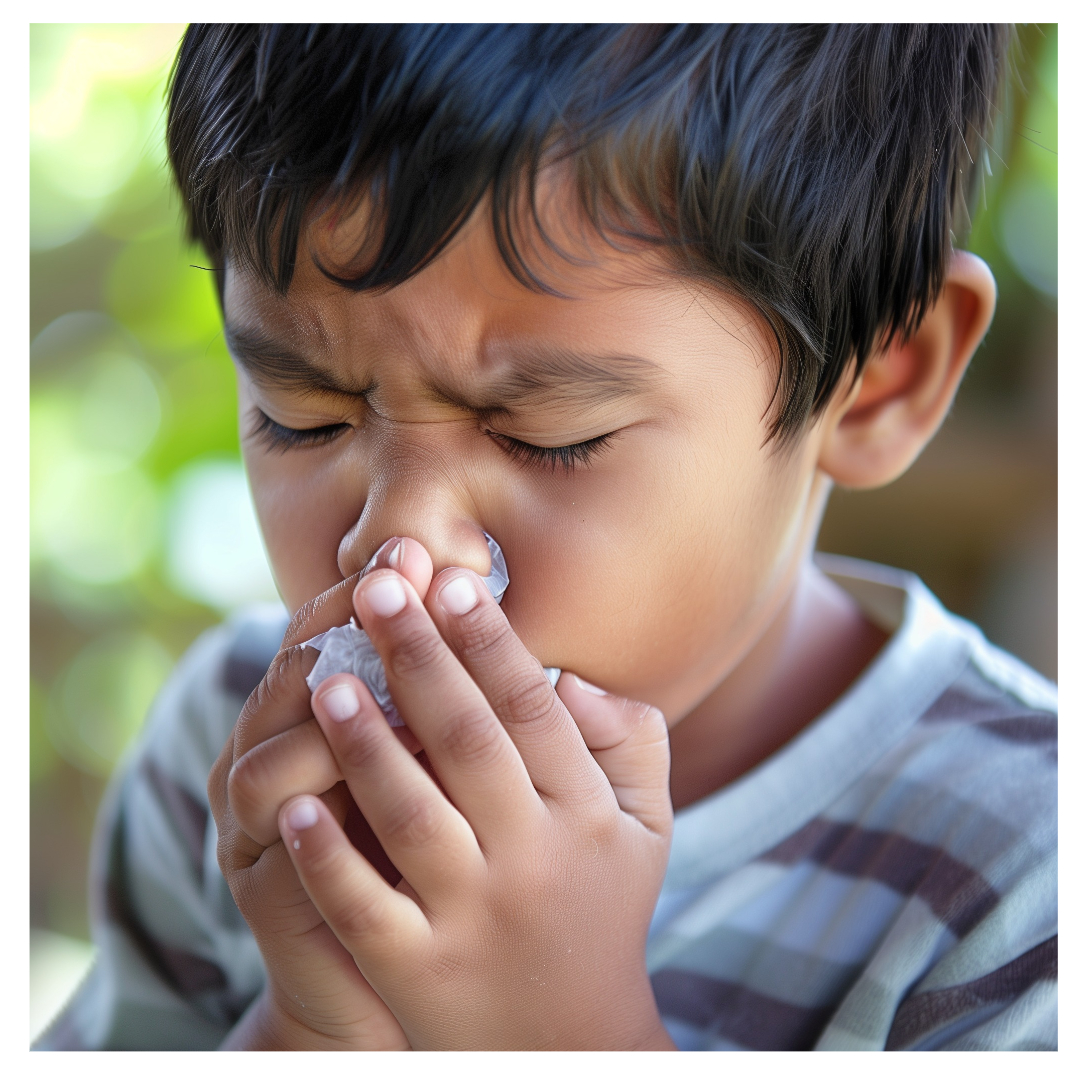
[{"x1": 817, "y1": 250, "x2": 997, "y2": 489}]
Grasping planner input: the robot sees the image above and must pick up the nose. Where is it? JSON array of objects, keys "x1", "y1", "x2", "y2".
[{"x1": 336, "y1": 435, "x2": 494, "y2": 584}]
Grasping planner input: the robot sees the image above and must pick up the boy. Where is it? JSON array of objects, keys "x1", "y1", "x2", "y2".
[{"x1": 39, "y1": 24, "x2": 1056, "y2": 1050}]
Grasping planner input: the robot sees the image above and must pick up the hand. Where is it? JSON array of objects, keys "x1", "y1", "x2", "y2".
[
  {"x1": 208, "y1": 538, "x2": 436, "y2": 1050},
  {"x1": 278, "y1": 554, "x2": 676, "y2": 1050}
]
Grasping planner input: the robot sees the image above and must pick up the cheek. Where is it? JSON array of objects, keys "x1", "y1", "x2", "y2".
[
  {"x1": 499, "y1": 421, "x2": 815, "y2": 719},
  {"x1": 244, "y1": 445, "x2": 364, "y2": 612}
]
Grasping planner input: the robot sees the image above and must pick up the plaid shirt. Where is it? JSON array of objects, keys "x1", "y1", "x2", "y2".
[{"x1": 36, "y1": 557, "x2": 1057, "y2": 1050}]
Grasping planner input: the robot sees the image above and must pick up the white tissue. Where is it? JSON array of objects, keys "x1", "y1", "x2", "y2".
[{"x1": 302, "y1": 533, "x2": 560, "y2": 726}]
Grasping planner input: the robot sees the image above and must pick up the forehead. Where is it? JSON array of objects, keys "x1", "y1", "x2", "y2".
[
  {"x1": 235, "y1": 225, "x2": 647, "y2": 349},
  {"x1": 222, "y1": 188, "x2": 774, "y2": 394}
]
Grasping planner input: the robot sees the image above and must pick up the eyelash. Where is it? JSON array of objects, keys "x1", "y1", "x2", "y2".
[
  {"x1": 251, "y1": 410, "x2": 350, "y2": 452},
  {"x1": 250, "y1": 409, "x2": 617, "y2": 474},
  {"x1": 486, "y1": 430, "x2": 618, "y2": 474}
]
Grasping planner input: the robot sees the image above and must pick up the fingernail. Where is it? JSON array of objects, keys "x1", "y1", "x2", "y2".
[
  {"x1": 286, "y1": 798, "x2": 319, "y2": 832},
  {"x1": 362, "y1": 538, "x2": 402, "y2": 577},
  {"x1": 320, "y1": 682, "x2": 360, "y2": 722},
  {"x1": 364, "y1": 576, "x2": 407, "y2": 617},
  {"x1": 574, "y1": 674, "x2": 608, "y2": 696},
  {"x1": 439, "y1": 574, "x2": 478, "y2": 616}
]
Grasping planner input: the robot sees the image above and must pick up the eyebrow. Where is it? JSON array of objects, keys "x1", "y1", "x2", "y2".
[
  {"x1": 224, "y1": 323, "x2": 660, "y2": 411},
  {"x1": 224, "y1": 324, "x2": 370, "y2": 399},
  {"x1": 444, "y1": 346, "x2": 660, "y2": 414}
]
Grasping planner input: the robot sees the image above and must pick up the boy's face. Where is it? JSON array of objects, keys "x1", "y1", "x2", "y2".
[{"x1": 224, "y1": 194, "x2": 836, "y2": 725}]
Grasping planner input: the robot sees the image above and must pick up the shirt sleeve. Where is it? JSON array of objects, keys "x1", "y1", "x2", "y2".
[
  {"x1": 883, "y1": 850, "x2": 1058, "y2": 1051},
  {"x1": 892, "y1": 937, "x2": 1057, "y2": 1050},
  {"x1": 881, "y1": 660, "x2": 1059, "y2": 1052},
  {"x1": 34, "y1": 607, "x2": 287, "y2": 1050}
]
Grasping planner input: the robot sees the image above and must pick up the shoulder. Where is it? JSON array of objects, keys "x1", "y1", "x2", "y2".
[
  {"x1": 833, "y1": 606, "x2": 1057, "y2": 927},
  {"x1": 870, "y1": 623, "x2": 1057, "y2": 865},
  {"x1": 827, "y1": 617, "x2": 1057, "y2": 1049},
  {"x1": 815, "y1": 558, "x2": 1056, "y2": 856},
  {"x1": 802, "y1": 571, "x2": 1057, "y2": 1049}
]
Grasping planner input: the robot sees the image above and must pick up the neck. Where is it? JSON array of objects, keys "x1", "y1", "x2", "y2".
[{"x1": 667, "y1": 558, "x2": 888, "y2": 811}]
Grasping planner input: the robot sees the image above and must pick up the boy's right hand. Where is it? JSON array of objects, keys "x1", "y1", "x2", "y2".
[{"x1": 207, "y1": 538, "x2": 434, "y2": 1050}]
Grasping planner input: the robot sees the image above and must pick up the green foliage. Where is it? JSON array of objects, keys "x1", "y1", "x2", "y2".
[{"x1": 31, "y1": 24, "x2": 255, "y2": 788}]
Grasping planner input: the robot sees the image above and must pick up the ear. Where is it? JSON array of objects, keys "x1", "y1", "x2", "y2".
[{"x1": 816, "y1": 250, "x2": 996, "y2": 489}]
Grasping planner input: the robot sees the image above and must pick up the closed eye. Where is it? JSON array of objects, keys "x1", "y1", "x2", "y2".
[
  {"x1": 486, "y1": 430, "x2": 618, "y2": 474},
  {"x1": 250, "y1": 409, "x2": 350, "y2": 452},
  {"x1": 248, "y1": 408, "x2": 618, "y2": 473}
]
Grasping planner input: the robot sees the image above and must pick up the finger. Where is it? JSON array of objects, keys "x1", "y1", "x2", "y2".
[
  {"x1": 311, "y1": 675, "x2": 482, "y2": 893},
  {"x1": 227, "y1": 571, "x2": 365, "y2": 790},
  {"x1": 282, "y1": 574, "x2": 362, "y2": 649},
  {"x1": 280, "y1": 795, "x2": 429, "y2": 967},
  {"x1": 226, "y1": 836, "x2": 408, "y2": 1048},
  {"x1": 427, "y1": 568, "x2": 608, "y2": 802},
  {"x1": 229, "y1": 717, "x2": 344, "y2": 846},
  {"x1": 352, "y1": 569, "x2": 539, "y2": 833},
  {"x1": 280, "y1": 537, "x2": 433, "y2": 653},
  {"x1": 232, "y1": 643, "x2": 319, "y2": 759},
  {"x1": 556, "y1": 673, "x2": 673, "y2": 836},
  {"x1": 292, "y1": 538, "x2": 434, "y2": 758},
  {"x1": 363, "y1": 536, "x2": 434, "y2": 602},
  {"x1": 209, "y1": 736, "x2": 266, "y2": 872}
]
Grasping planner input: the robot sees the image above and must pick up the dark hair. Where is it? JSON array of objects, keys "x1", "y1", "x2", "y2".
[{"x1": 167, "y1": 24, "x2": 1011, "y2": 441}]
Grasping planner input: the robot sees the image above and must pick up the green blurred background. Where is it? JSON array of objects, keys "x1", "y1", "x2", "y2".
[{"x1": 29, "y1": 23, "x2": 1058, "y2": 1037}]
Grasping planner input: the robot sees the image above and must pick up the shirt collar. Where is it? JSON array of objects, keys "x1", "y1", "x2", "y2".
[{"x1": 662, "y1": 557, "x2": 975, "y2": 892}]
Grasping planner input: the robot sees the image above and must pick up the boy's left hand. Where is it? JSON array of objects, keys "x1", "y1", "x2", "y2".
[{"x1": 279, "y1": 559, "x2": 675, "y2": 1050}]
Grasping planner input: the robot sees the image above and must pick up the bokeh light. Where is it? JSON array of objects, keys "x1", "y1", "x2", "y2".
[
  {"x1": 165, "y1": 458, "x2": 279, "y2": 611},
  {"x1": 30, "y1": 24, "x2": 280, "y2": 971},
  {"x1": 48, "y1": 631, "x2": 176, "y2": 777},
  {"x1": 30, "y1": 25, "x2": 183, "y2": 251}
]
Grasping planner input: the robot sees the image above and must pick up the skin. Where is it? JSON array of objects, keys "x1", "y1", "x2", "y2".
[{"x1": 207, "y1": 189, "x2": 997, "y2": 1049}]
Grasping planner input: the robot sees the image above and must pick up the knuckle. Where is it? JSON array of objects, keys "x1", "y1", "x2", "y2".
[
  {"x1": 226, "y1": 759, "x2": 277, "y2": 840},
  {"x1": 379, "y1": 793, "x2": 443, "y2": 851},
  {"x1": 331, "y1": 718, "x2": 385, "y2": 774},
  {"x1": 225, "y1": 747, "x2": 265, "y2": 813},
  {"x1": 216, "y1": 823, "x2": 252, "y2": 878},
  {"x1": 301, "y1": 834, "x2": 353, "y2": 887},
  {"x1": 591, "y1": 804, "x2": 624, "y2": 843},
  {"x1": 561, "y1": 776, "x2": 617, "y2": 823},
  {"x1": 454, "y1": 608, "x2": 514, "y2": 660},
  {"x1": 438, "y1": 706, "x2": 504, "y2": 768},
  {"x1": 500, "y1": 674, "x2": 561, "y2": 730},
  {"x1": 636, "y1": 704, "x2": 672, "y2": 758},
  {"x1": 332, "y1": 895, "x2": 384, "y2": 946},
  {"x1": 386, "y1": 623, "x2": 447, "y2": 681},
  {"x1": 216, "y1": 831, "x2": 234, "y2": 878},
  {"x1": 207, "y1": 744, "x2": 233, "y2": 821}
]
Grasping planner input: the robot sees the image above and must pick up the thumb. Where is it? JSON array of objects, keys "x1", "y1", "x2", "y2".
[{"x1": 556, "y1": 673, "x2": 673, "y2": 836}]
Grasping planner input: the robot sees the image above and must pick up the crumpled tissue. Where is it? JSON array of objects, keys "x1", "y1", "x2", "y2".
[{"x1": 301, "y1": 533, "x2": 560, "y2": 726}]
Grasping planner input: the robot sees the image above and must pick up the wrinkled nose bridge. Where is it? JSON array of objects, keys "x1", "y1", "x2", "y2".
[{"x1": 336, "y1": 418, "x2": 492, "y2": 580}]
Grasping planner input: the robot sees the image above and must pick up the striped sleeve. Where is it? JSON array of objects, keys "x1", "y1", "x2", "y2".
[
  {"x1": 34, "y1": 607, "x2": 286, "y2": 1050},
  {"x1": 648, "y1": 648, "x2": 1057, "y2": 1051},
  {"x1": 814, "y1": 663, "x2": 1056, "y2": 1051}
]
